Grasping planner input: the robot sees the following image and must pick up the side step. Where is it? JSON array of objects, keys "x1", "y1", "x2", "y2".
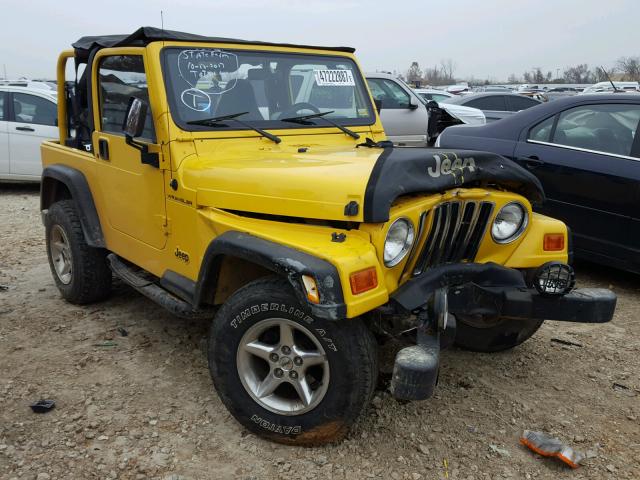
[{"x1": 107, "y1": 254, "x2": 214, "y2": 320}]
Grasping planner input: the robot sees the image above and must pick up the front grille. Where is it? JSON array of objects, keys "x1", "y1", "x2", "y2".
[{"x1": 412, "y1": 201, "x2": 494, "y2": 276}]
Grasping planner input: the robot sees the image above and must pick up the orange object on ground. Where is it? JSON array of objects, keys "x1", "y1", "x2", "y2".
[{"x1": 520, "y1": 430, "x2": 584, "y2": 468}]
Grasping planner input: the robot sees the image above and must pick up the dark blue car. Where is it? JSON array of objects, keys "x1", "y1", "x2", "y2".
[{"x1": 437, "y1": 94, "x2": 640, "y2": 274}]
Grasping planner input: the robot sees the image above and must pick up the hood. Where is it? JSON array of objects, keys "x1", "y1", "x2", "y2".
[
  {"x1": 184, "y1": 145, "x2": 381, "y2": 222},
  {"x1": 439, "y1": 103, "x2": 486, "y2": 125},
  {"x1": 184, "y1": 143, "x2": 544, "y2": 223}
]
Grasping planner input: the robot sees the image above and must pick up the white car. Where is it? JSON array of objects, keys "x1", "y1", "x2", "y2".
[
  {"x1": 581, "y1": 81, "x2": 639, "y2": 94},
  {"x1": 0, "y1": 83, "x2": 58, "y2": 181},
  {"x1": 414, "y1": 88, "x2": 453, "y2": 103}
]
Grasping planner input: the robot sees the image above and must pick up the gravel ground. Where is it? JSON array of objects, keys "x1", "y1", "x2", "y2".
[{"x1": 0, "y1": 184, "x2": 639, "y2": 480}]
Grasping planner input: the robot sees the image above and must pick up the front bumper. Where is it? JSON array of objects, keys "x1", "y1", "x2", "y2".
[
  {"x1": 391, "y1": 262, "x2": 616, "y2": 323},
  {"x1": 388, "y1": 262, "x2": 616, "y2": 401}
]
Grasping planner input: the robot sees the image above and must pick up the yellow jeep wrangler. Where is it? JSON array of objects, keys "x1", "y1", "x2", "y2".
[{"x1": 41, "y1": 27, "x2": 616, "y2": 445}]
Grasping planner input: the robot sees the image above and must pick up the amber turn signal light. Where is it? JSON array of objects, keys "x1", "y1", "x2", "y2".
[
  {"x1": 350, "y1": 267, "x2": 378, "y2": 295},
  {"x1": 302, "y1": 275, "x2": 320, "y2": 304},
  {"x1": 543, "y1": 233, "x2": 565, "y2": 251}
]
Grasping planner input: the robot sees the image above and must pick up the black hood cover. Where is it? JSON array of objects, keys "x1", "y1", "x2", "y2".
[
  {"x1": 72, "y1": 26, "x2": 355, "y2": 63},
  {"x1": 363, "y1": 147, "x2": 545, "y2": 222}
]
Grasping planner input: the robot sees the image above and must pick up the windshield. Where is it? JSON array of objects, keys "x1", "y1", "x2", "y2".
[{"x1": 162, "y1": 47, "x2": 375, "y2": 131}]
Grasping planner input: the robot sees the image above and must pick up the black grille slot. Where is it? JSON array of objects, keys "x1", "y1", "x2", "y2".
[{"x1": 413, "y1": 201, "x2": 493, "y2": 275}]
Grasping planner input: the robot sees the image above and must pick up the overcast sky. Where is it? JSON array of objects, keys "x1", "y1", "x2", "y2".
[{"x1": 2, "y1": 0, "x2": 638, "y2": 82}]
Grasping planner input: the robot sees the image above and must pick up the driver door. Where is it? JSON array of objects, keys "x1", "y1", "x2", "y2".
[{"x1": 92, "y1": 50, "x2": 167, "y2": 250}]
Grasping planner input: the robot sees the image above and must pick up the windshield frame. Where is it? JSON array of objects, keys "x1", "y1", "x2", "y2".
[{"x1": 160, "y1": 46, "x2": 376, "y2": 133}]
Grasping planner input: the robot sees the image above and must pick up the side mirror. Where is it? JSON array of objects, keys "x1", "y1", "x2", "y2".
[
  {"x1": 408, "y1": 96, "x2": 420, "y2": 110},
  {"x1": 374, "y1": 99, "x2": 383, "y2": 113},
  {"x1": 122, "y1": 96, "x2": 159, "y2": 168},
  {"x1": 122, "y1": 97, "x2": 148, "y2": 138}
]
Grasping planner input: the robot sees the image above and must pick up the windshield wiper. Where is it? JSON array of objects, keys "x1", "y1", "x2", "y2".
[
  {"x1": 280, "y1": 111, "x2": 360, "y2": 140},
  {"x1": 187, "y1": 112, "x2": 281, "y2": 144}
]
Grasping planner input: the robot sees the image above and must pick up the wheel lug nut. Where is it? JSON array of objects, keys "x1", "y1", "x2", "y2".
[
  {"x1": 294, "y1": 356, "x2": 303, "y2": 366},
  {"x1": 281, "y1": 345, "x2": 291, "y2": 355},
  {"x1": 274, "y1": 368, "x2": 284, "y2": 378},
  {"x1": 269, "y1": 353, "x2": 279, "y2": 362},
  {"x1": 289, "y1": 371, "x2": 298, "y2": 379}
]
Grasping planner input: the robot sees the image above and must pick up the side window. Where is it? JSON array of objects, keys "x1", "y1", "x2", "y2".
[
  {"x1": 528, "y1": 116, "x2": 555, "y2": 142},
  {"x1": 552, "y1": 104, "x2": 640, "y2": 156},
  {"x1": 12, "y1": 93, "x2": 57, "y2": 126},
  {"x1": 508, "y1": 96, "x2": 539, "y2": 112},
  {"x1": 466, "y1": 96, "x2": 507, "y2": 111},
  {"x1": 98, "y1": 55, "x2": 155, "y2": 141},
  {"x1": 367, "y1": 78, "x2": 410, "y2": 109},
  {"x1": 0, "y1": 92, "x2": 5, "y2": 120}
]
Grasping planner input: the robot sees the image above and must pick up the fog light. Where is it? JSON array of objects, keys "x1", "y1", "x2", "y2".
[
  {"x1": 302, "y1": 275, "x2": 320, "y2": 304},
  {"x1": 533, "y1": 262, "x2": 575, "y2": 296},
  {"x1": 543, "y1": 233, "x2": 565, "y2": 251},
  {"x1": 350, "y1": 267, "x2": 378, "y2": 295}
]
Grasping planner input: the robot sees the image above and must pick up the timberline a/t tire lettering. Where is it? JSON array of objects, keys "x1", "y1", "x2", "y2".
[{"x1": 229, "y1": 303, "x2": 337, "y2": 351}]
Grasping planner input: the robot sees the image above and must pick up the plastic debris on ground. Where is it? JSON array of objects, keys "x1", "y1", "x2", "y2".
[
  {"x1": 30, "y1": 400, "x2": 56, "y2": 413},
  {"x1": 520, "y1": 430, "x2": 584, "y2": 468}
]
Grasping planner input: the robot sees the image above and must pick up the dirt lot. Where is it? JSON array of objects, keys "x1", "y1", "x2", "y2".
[{"x1": 0, "y1": 184, "x2": 638, "y2": 480}]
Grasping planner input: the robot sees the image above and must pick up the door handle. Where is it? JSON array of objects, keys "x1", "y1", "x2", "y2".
[
  {"x1": 518, "y1": 156, "x2": 544, "y2": 169},
  {"x1": 15, "y1": 126, "x2": 35, "y2": 132},
  {"x1": 98, "y1": 138, "x2": 109, "y2": 161}
]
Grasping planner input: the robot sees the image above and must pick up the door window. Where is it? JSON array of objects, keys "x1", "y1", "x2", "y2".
[
  {"x1": 98, "y1": 55, "x2": 155, "y2": 141},
  {"x1": 528, "y1": 116, "x2": 555, "y2": 142},
  {"x1": 508, "y1": 95, "x2": 539, "y2": 112},
  {"x1": 12, "y1": 93, "x2": 57, "y2": 126},
  {"x1": 466, "y1": 96, "x2": 507, "y2": 111},
  {"x1": 367, "y1": 78, "x2": 411, "y2": 109},
  {"x1": 552, "y1": 104, "x2": 640, "y2": 156}
]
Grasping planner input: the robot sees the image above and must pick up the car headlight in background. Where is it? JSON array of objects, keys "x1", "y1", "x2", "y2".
[
  {"x1": 491, "y1": 202, "x2": 528, "y2": 243},
  {"x1": 384, "y1": 218, "x2": 415, "y2": 267}
]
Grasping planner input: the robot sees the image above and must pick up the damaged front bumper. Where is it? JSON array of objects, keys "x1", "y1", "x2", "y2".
[{"x1": 388, "y1": 262, "x2": 616, "y2": 401}]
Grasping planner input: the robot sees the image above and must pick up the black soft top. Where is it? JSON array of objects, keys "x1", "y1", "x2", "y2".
[{"x1": 72, "y1": 26, "x2": 355, "y2": 62}]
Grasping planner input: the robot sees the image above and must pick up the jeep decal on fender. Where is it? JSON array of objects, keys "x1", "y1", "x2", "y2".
[
  {"x1": 174, "y1": 247, "x2": 190, "y2": 263},
  {"x1": 428, "y1": 154, "x2": 476, "y2": 178}
]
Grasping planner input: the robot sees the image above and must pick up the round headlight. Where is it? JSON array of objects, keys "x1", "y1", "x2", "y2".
[
  {"x1": 384, "y1": 218, "x2": 415, "y2": 267},
  {"x1": 491, "y1": 202, "x2": 528, "y2": 243}
]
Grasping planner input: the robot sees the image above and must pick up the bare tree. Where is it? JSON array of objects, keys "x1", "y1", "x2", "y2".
[
  {"x1": 507, "y1": 73, "x2": 520, "y2": 84},
  {"x1": 616, "y1": 56, "x2": 640, "y2": 81},
  {"x1": 406, "y1": 62, "x2": 423, "y2": 84},
  {"x1": 563, "y1": 64, "x2": 594, "y2": 84},
  {"x1": 440, "y1": 59, "x2": 456, "y2": 83}
]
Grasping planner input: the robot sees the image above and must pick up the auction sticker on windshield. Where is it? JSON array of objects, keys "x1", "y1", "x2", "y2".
[{"x1": 315, "y1": 69, "x2": 355, "y2": 86}]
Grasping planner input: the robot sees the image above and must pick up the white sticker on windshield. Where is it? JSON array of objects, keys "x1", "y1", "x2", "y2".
[{"x1": 314, "y1": 69, "x2": 355, "y2": 86}]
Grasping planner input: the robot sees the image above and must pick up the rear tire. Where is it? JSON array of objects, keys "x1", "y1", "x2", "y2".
[
  {"x1": 208, "y1": 276, "x2": 377, "y2": 446},
  {"x1": 45, "y1": 200, "x2": 112, "y2": 304},
  {"x1": 455, "y1": 315, "x2": 543, "y2": 353}
]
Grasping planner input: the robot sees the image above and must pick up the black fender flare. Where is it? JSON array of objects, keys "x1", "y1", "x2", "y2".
[
  {"x1": 193, "y1": 231, "x2": 347, "y2": 320},
  {"x1": 41, "y1": 165, "x2": 105, "y2": 248}
]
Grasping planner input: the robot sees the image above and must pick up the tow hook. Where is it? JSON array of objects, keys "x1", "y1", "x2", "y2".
[{"x1": 390, "y1": 289, "x2": 456, "y2": 401}]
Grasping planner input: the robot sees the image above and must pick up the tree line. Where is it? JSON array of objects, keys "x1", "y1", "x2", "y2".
[{"x1": 404, "y1": 57, "x2": 640, "y2": 86}]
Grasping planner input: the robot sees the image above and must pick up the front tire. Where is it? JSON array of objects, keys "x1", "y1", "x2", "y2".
[
  {"x1": 208, "y1": 276, "x2": 377, "y2": 446},
  {"x1": 45, "y1": 200, "x2": 112, "y2": 304},
  {"x1": 455, "y1": 315, "x2": 544, "y2": 353}
]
